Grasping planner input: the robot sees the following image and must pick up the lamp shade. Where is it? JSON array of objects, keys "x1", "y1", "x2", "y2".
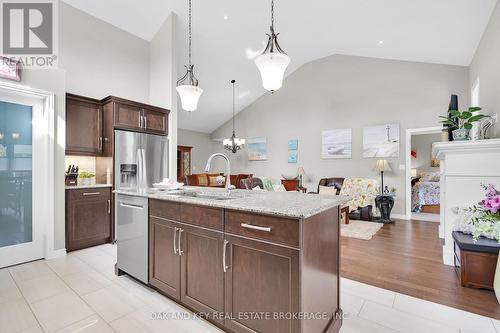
[
  {"x1": 373, "y1": 160, "x2": 392, "y2": 172},
  {"x1": 297, "y1": 167, "x2": 305, "y2": 175},
  {"x1": 254, "y1": 52, "x2": 290, "y2": 92},
  {"x1": 411, "y1": 168, "x2": 417, "y2": 177},
  {"x1": 176, "y1": 85, "x2": 203, "y2": 112}
]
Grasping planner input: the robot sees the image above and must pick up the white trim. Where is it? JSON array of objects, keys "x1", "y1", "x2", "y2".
[
  {"x1": 391, "y1": 213, "x2": 408, "y2": 220},
  {"x1": 46, "y1": 248, "x2": 67, "y2": 260},
  {"x1": 433, "y1": 138, "x2": 500, "y2": 159},
  {"x1": 405, "y1": 127, "x2": 442, "y2": 221},
  {"x1": 0, "y1": 81, "x2": 56, "y2": 265}
]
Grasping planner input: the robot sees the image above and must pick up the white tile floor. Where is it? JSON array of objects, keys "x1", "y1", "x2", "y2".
[{"x1": 0, "y1": 244, "x2": 497, "y2": 333}]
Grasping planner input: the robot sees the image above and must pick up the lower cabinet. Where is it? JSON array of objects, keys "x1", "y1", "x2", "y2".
[
  {"x1": 65, "y1": 187, "x2": 111, "y2": 251},
  {"x1": 149, "y1": 218, "x2": 224, "y2": 319},
  {"x1": 224, "y1": 234, "x2": 300, "y2": 333}
]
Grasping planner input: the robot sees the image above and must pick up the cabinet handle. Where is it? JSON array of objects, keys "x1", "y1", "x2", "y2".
[
  {"x1": 139, "y1": 115, "x2": 142, "y2": 128},
  {"x1": 223, "y1": 239, "x2": 229, "y2": 273},
  {"x1": 99, "y1": 137, "x2": 103, "y2": 150},
  {"x1": 83, "y1": 192, "x2": 101, "y2": 196},
  {"x1": 178, "y1": 229, "x2": 184, "y2": 256},
  {"x1": 241, "y1": 223, "x2": 272, "y2": 233},
  {"x1": 173, "y1": 227, "x2": 178, "y2": 254},
  {"x1": 143, "y1": 116, "x2": 147, "y2": 129},
  {"x1": 107, "y1": 199, "x2": 111, "y2": 214}
]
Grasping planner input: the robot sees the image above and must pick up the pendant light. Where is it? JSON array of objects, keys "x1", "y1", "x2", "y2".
[
  {"x1": 176, "y1": 0, "x2": 203, "y2": 112},
  {"x1": 255, "y1": 0, "x2": 290, "y2": 92},
  {"x1": 223, "y1": 80, "x2": 245, "y2": 153}
]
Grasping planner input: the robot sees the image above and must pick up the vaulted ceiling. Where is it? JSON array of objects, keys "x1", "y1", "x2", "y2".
[{"x1": 62, "y1": 0, "x2": 497, "y2": 133}]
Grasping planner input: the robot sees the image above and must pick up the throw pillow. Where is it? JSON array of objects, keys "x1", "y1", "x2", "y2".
[
  {"x1": 273, "y1": 184, "x2": 287, "y2": 192},
  {"x1": 319, "y1": 185, "x2": 338, "y2": 196},
  {"x1": 252, "y1": 186, "x2": 264, "y2": 191}
]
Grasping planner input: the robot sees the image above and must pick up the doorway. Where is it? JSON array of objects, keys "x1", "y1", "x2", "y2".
[
  {"x1": 0, "y1": 83, "x2": 54, "y2": 268},
  {"x1": 177, "y1": 145, "x2": 192, "y2": 182},
  {"x1": 405, "y1": 127, "x2": 442, "y2": 222}
]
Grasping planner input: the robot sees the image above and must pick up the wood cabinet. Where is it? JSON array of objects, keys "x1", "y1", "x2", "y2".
[
  {"x1": 224, "y1": 234, "x2": 300, "y2": 333},
  {"x1": 65, "y1": 94, "x2": 170, "y2": 157},
  {"x1": 102, "y1": 96, "x2": 169, "y2": 135},
  {"x1": 65, "y1": 187, "x2": 111, "y2": 251},
  {"x1": 149, "y1": 217, "x2": 181, "y2": 299},
  {"x1": 66, "y1": 94, "x2": 103, "y2": 156},
  {"x1": 148, "y1": 200, "x2": 342, "y2": 333}
]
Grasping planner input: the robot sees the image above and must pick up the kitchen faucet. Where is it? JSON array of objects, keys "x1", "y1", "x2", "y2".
[{"x1": 204, "y1": 153, "x2": 231, "y2": 193}]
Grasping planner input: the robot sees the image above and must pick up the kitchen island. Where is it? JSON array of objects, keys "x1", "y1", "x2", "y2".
[{"x1": 114, "y1": 187, "x2": 346, "y2": 333}]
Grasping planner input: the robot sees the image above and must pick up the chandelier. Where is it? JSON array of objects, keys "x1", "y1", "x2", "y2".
[
  {"x1": 254, "y1": 0, "x2": 290, "y2": 93},
  {"x1": 223, "y1": 80, "x2": 245, "y2": 153},
  {"x1": 176, "y1": 0, "x2": 203, "y2": 112}
]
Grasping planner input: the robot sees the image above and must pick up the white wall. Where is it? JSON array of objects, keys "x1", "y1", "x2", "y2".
[
  {"x1": 469, "y1": 1, "x2": 500, "y2": 138},
  {"x1": 411, "y1": 133, "x2": 441, "y2": 174},
  {"x1": 59, "y1": 3, "x2": 150, "y2": 103},
  {"x1": 149, "y1": 13, "x2": 177, "y2": 180},
  {"x1": 210, "y1": 55, "x2": 470, "y2": 215}
]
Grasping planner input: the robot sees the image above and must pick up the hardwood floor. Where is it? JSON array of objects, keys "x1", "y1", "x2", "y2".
[{"x1": 341, "y1": 219, "x2": 500, "y2": 319}]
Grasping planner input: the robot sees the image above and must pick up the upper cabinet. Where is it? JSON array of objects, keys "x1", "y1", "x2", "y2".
[
  {"x1": 102, "y1": 96, "x2": 169, "y2": 136},
  {"x1": 66, "y1": 94, "x2": 103, "y2": 156},
  {"x1": 66, "y1": 94, "x2": 170, "y2": 156}
]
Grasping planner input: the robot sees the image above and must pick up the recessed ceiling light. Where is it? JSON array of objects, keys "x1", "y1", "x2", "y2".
[
  {"x1": 379, "y1": 40, "x2": 384, "y2": 45},
  {"x1": 223, "y1": 15, "x2": 228, "y2": 20}
]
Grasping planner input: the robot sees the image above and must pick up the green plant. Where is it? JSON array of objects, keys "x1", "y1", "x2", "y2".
[
  {"x1": 390, "y1": 187, "x2": 397, "y2": 193},
  {"x1": 440, "y1": 107, "x2": 486, "y2": 131},
  {"x1": 78, "y1": 170, "x2": 95, "y2": 179}
]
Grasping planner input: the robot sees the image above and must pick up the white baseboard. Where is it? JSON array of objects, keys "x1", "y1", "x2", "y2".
[
  {"x1": 442, "y1": 246, "x2": 454, "y2": 266},
  {"x1": 391, "y1": 213, "x2": 408, "y2": 220},
  {"x1": 46, "y1": 248, "x2": 67, "y2": 260}
]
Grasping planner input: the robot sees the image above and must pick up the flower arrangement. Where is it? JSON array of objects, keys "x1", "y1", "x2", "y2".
[{"x1": 463, "y1": 184, "x2": 500, "y2": 242}]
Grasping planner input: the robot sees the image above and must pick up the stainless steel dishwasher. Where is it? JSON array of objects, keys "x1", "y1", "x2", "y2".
[{"x1": 115, "y1": 194, "x2": 148, "y2": 284}]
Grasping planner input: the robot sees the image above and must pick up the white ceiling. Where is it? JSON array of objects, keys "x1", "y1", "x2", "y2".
[{"x1": 62, "y1": 0, "x2": 497, "y2": 133}]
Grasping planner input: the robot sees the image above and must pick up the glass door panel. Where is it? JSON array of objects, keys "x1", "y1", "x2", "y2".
[{"x1": 0, "y1": 101, "x2": 33, "y2": 249}]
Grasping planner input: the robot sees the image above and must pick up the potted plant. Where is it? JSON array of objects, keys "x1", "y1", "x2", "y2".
[
  {"x1": 440, "y1": 107, "x2": 486, "y2": 141},
  {"x1": 78, "y1": 170, "x2": 95, "y2": 186}
]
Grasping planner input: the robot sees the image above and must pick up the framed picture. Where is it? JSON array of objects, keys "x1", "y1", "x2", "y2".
[
  {"x1": 0, "y1": 57, "x2": 21, "y2": 81},
  {"x1": 288, "y1": 139, "x2": 298, "y2": 150},
  {"x1": 322, "y1": 129, "x2": 352, "y2": 159},
  {"x1": 288, "y1": 151, "x2": 298, "y2": 163},
  {"x1": 247, "y1": 137, "x2": 267, "y2": 161},
  {"x1": 363, "y1": 123, "x2": 400, "y2": 158}
]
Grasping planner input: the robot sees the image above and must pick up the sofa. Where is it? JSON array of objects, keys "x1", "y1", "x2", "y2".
[
  {"x1": 184, "y1": 173, "x2": 252, "y2": 189},
  {"x1": 312, "y1": 177, "x2": 379, "y2": 221}
]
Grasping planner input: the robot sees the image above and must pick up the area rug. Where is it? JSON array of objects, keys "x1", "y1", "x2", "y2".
[{"x1": 341, "y1": 220, "x2": 383, "y2": 240}]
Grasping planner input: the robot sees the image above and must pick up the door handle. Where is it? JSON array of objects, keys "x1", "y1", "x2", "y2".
[
  {"x1": 173, "y1": 227, "x2": 178, "y2": 254},
  {"x1": 119, "y1": 202, "x2": 144, "y2": 209},
  {"x1": 83, "y1": 192, "x2": 101, "y2": 196},
  {"x1": 107, "y1": 199, "x2": 111, "y2": 214},
  {"x1": 241, "y1": 223, "x2": 272, "y2": 232},
  {"x1": 178, "y1": 229, "x2": 184, "y2": 255},
  {"x1": 223, "y1": 239, "x2": 229, "y2": 273}
]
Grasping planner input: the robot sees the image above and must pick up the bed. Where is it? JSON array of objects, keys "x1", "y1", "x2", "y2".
[{"x1": 411, "y1": 172, "x2": 440, "y2": 213}]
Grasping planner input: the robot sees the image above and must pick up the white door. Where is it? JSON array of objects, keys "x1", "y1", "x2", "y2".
[{"x1": 0, "y1": 88, "x2": 48, "y2": 268}]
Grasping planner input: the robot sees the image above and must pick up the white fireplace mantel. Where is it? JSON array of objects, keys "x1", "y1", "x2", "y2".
[{"x1": 433, "y1": 139, "x2": 500, "y2": 266}]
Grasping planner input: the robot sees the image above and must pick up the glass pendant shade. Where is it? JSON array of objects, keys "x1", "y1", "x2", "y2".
[
  {"x1": 255, "y1": 52, "x2": 290, "y2": 92},
  {"x1": 176, "y1": 84, "x2": 203, "y2": 112}
]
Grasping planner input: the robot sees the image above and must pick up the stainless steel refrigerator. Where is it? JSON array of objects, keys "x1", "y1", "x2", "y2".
[{"x1": 114, "y1": 130, "x2": 168, "y2": 284}]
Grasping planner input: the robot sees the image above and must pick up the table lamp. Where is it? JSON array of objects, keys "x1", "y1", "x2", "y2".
[
  {"x1": 411, "y1": 168, "x2": 417, "y2": 178},
  {"x1": 297, "y1": 167, "x2": 306, "y2": 187},
  {"x1": 373, "y1": 160, "x2": 392, "y2": 194}
]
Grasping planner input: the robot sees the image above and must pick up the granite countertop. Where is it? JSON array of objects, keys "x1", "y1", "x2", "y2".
[
  {"x1": 114, "y1": 186, "x2": 349, "y2": 219},
  {"x1": 66, "y1": 184, "x2": 113, "y2": 190}
]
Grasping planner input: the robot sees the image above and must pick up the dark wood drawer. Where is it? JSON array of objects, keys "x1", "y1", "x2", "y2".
[
  {"x1": 225, "y1": 210, "x2": 300, "y2": 248},
  {"x1": 180, "y1": 203, "x2": 223, "y2": 231},
  {"x1": 150, "y1": 199, "x2": 181, "y2": 221},
  {"x1": 66, "y1": 187, "x2": 111, "y2": 201}
]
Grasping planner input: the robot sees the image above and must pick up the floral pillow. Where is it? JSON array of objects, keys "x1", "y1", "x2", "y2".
[{"x1": 420, "y1": 172, "x2": 440, "y2": 182}]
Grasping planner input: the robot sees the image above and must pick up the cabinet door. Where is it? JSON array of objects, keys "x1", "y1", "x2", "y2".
[
  {"x1": 101, "y1": 102, "x2": 114, "y2": 157},
  {"x1": 224, "y1": 235, "x2": 300, "y2": 333},
  {"x1": 66, "y1": 97, "x2": 102, "y2": 155},
  {"x1": 149, "y1": 217, "x2": 181, "y2": 300},
  {"x1": 66, "y1": 192, "x2": 111, "y2": 251},
  {"x1": 179, "y1": 224, "x2": 224, "y2": 321},
  {"x1": 143, "y1": 108, "x2": 167, "y2": 135},
  {"x1": 113, "y1": 102, "x2": 143, "y2": 131}
]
